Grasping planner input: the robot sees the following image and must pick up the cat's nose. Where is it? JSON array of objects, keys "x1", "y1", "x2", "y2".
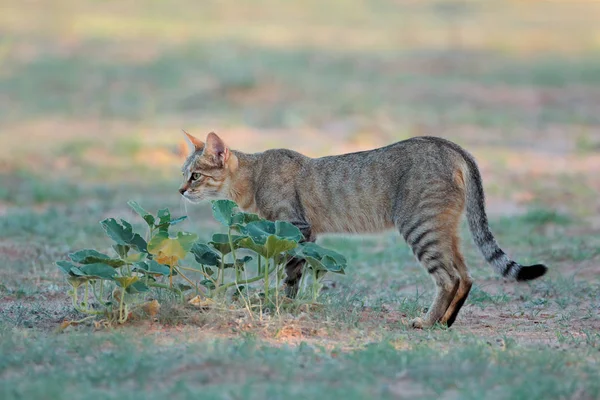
[{"x1": 179, "y1": 188, "x2": 186, "y2": 195}]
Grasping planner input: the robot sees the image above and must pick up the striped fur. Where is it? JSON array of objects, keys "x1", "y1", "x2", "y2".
[{"x1": 180, "y1": 132, "x2": 547, "y2": 328}]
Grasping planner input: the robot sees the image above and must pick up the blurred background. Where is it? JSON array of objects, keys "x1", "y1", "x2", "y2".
[{"x1": 1, "y1": 0, "x2": 600, "y2": 240}]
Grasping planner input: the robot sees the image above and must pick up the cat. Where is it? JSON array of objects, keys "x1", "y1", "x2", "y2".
[{"x1": 179, "y1": 131, "x2": 547, "y2": 328}]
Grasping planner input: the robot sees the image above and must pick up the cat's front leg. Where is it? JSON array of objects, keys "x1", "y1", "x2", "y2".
[{"x1": 283, "y1": 220, "x2": 314, "y2": 298}]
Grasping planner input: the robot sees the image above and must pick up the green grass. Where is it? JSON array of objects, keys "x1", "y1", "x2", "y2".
[{"x1": 1, "y1": 327, "x2": 598, "y2": 400}]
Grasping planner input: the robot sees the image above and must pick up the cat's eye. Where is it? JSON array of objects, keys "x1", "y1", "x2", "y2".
[{"x1": 191, "y1": 172, "x2": 202, "y2": 181}]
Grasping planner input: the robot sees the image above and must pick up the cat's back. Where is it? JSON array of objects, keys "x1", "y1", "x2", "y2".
[
  {"x1": 293, "y1": 136, "x2": 469, "y2": 233},
  {"x1": 312, "y1": 136, "x2": 463, "y2": 164},
  {"x1": 257, "y1": 148, "x2": 309, "y2": 174}
]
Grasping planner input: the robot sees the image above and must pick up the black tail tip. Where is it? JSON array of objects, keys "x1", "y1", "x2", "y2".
[{"x1": 516, "y1": 264, "x2": 548, "y2": 281}]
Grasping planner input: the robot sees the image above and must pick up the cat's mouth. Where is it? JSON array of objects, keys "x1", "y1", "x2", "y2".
[
  {"x1": 182, "y1": 189, "x2": 224, "y2": 203},
  {"x1": 181, "y1": 193, "x2": 203, "y2": 204}
]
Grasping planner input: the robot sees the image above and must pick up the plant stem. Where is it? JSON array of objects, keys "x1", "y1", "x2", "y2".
[
  {"x1": 71, "y1": 288, "x2": 104, "y2": 315},
  {"x1": 228, "y1": 228, "x2": 241, "y2": 283},
  {"x1": 71, "y1": 315, "x2": 97, "y2": 325},
  {"x1": 219, "y1": 254, "x2": 225, "y2": 287},
  {"x1": 179, "y1": 265, "x2": 216, "y2": 283},
  {"x1": 73, "y1": 304, "x2": 105, "y2": 316},
  {"x1": 99, "y1": 280, "x2": 104, "y2": 303},
  {"x1": 72, "y1": 285, "x2": 78, "y2": 306},
  {"x1": 264, "y1": 257, "x2": 270, "y2": 299},
  {"x1": 118, "y1": 287, "x2": 126, "y2": 323},
  {"x1": 312, "y1": 269, "x2": 319, "y2": 303},
  {"x1": 297, "y1": 266, "x2": 308, "y2": 299},
  {"x1": 275, "y1": 259, "x2": 281, "y2": 312},
  {"x1": 83, "y1": 282, "x2": 89, "y2": 307},
  {"x1": 173, "y1": 266, "x2": 200, "y2": 292},
  {"x1": 213, "y1": 262, "x2": 276, "y2": 296},
  {"x1": 257, "y1": 256, "x2": 262, "y2": 275}
]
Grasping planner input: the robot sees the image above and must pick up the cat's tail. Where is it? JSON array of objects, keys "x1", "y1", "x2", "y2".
[{"x1": 461, "y1": 152, "x2": 547, "y2": 281}]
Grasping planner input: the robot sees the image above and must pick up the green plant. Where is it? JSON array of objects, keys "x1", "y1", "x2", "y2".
[{"x1": 55, "y1": 200, "x2": 346, "y2": 324}]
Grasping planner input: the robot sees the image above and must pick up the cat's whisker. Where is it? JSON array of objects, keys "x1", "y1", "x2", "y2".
[{"x1": 180, "y1": 196, "x2": 190, "y2": 223}]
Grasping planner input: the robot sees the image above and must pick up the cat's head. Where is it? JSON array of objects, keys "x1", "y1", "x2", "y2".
[{"x1": 179, "y1": 131, "x2": 236, "y2": 203}]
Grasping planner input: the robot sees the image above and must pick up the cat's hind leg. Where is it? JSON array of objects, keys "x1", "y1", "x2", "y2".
[
  {"x1": 397, "y1": 193, "x2": 466, "y2": 328},
  {"x1": 410, "y1": 249, "x2": 460, "y2": 329},
  {"x1": 439, "y1": 240, "x2": 473, "y2": 327}
]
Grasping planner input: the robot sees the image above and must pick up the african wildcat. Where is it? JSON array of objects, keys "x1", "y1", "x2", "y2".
[{"x1": 179, "y1": 131, "x2": 547, "y2": 328}]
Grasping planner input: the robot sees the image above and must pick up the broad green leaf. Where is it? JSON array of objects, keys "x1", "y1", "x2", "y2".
[
  {"x1": 126, "y1": 280, "x2": 149, "y2": 294},
  {"x1": 127, "y1": 200, "x2": 155, "y2": 226},
  {"x1": 238, "y1": 235, "x2": 297, "y2": 259},
  {"x1": 169, "y1": 216, "x2": 187, "y2": 226},
  {"x1": 209, "y1": 233, "x2": 245, "y2": 255},
  {"x1": 222, "y1": 255, "x2": 253, "y2": 269},
  {"x1": 113, "y1": 244, "x2": 130, "y2": 258},
  {"x1": 69, "y1": 249, "x2": 125, "y2": 267},
  {"x1": 300, "y1": 246, "x2": 346, "y2": 276},
  {"x1": 237, "y1": 237, "x2": 267, "y2": 258},
  {"x1": 125, "y1": 252, "x2": 146, "y2": 263},
  {"x1": 298, "y1": 242, "x2": 347, "y2": 269},
  {"x1": 321, "y1": 255, "x2": 344, "y2": 273},
  {"x1": 176, "y1": 283, "x2": 193, "y2": 292},
  {"x1": 115, "y1": 276, "x2": 139, "y2": 289},
  {"x1": 174, "y1": 231, "x2": 198, "y2": 251},
  {"x1": 191, "y1": 242, "x2": 221, "y2": 266},
  {"x1": 69, "y1": 249, "x2": 109, "y2": 263},
  {"x1": 264, "y1": 235, "x2": 297, "y2": 258},
  {"x1": 156, "y1": 208, "x2": 171, "y2": 224},
  {"x1": 100, "y1": 218, "x2": 148, "y2": 253},
  {"x1": 235, "y1": 255, "x2": 253, "y2": 266},
  {"x1": 155, "y1": 208, "x2": 171, "y2": 232},
  {"x1": 147, "y1": 231, "x2": 198, "y2": 265},
  {"x1": 211, "y1": 200, "x2": 238, "y2": 227},
  {"x1": 132, "y1": 260, "x2": 171, "y2": 276},
  {"x1": 79, "y1": 263, "x2": 118, "y2": 280},
  {"x1": 274, "y1": 221, "x2": 304, "y2": 242},
  {"x1": 200, "y1": 280, "x2": 216, "y2": 290},
  {"x1": 56, "y1": 261, "x2": 85, "y2": 277},
  {"x1": 156, "y1": 208, "x2": 187, "y2": 231},
  {"x1": 231, "y1": 211, "x2": 261, "y2": 229},
  {"x1": 242, "y1": 220, "x2": 274, "y2": 244},
  {"x1": 242, "y1": 220, "x2": 303, "y2": 244},
  {"x1": 67, "y1": 276, "x2": 88, "y2": 288},
  {"x1": 304, "y1": 256, "x2": 326, "y2": 272},
  {"x1": 233, "y1": 285, "x2": 246, "y2": 296}
]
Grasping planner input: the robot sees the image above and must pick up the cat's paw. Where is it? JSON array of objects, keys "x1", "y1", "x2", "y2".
[
  {"x1": 409, "y1": 317, "x2": 424, "y2": 329},
  {"x1": 409, "y1": 317, "x2": 436, "y2": 329},
  {"x1": 283, "y1": 283, "x2": 299, "y2": 299}
]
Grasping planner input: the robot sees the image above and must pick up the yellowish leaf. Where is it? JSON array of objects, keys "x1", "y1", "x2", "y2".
[
  {"x1": 125, "y1": 252, "x2": 146, "y2": 263},
  {"x1": 141, "y1": 300, "x2": 160, "y2": 317},
  {"x1": 114, "y1": 276, "x2": 139, "y2": 289},
  {"x1": 57, "y1": 320, "x2": 72, "y2": 332},
  {"x1": 155, "y1": 252, "x2": 178, "y2": 266},
  {"x1": 188, "y1": 295, "x2": 214, "y2": 309},
  {"x1": 148, "y1": 232, "x2": 198, "y2": 266}
]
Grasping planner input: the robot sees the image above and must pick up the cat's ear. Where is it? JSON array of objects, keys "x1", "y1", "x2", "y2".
[
  {"x1": 205, "y1": 132, "x2": 230, "y2": 167},
  {"x1": 182, "y1": 130, "x2": 204, "y2": 154}
]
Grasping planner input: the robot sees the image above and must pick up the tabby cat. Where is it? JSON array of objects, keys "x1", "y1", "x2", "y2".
[{"x1": 179, "y1": 131, "x2": 547, "y2": 328}]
